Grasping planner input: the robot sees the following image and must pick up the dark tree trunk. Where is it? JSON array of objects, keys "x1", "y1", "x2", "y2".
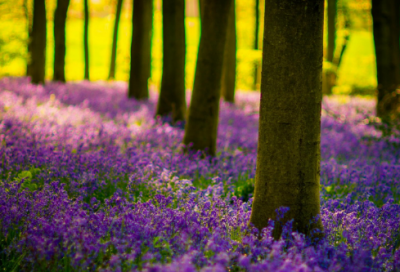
[
  {"x1": 327, "y1": 0, "x2": 337, "y2": 62},
  {"x1": 53, "y1": 0, "x2": 70, "y2": 82},
  {"x1": 221, "y1": 1, "x2": 236, "y2": 103},
  {"x1": 183, "y1": 0, "x2": 233, "y2": 156},
  {"x1": 30, "y1": 0, "x2": 47, "y2": 84},
  {"x1": 156, "y1": 0, "x2": 186, "y2": 123},
  {"x1": 253, "y1": 0, "x2": 260, "y2": 90},
  {"x1": 108, "y1": 0, "x2": 123, "y2": 80},
  {"x1": 249, "y1": 0, "x2": 324, "y2": 240},
  {"x1": 84, "y1": 0, "x2": 90, "y2": 80},
  {"x1": 371, "y1": 0, "x2": 400, "y2": 122},
  {"x1": 128, "y1": 0, "x2": 153, "y2": 100},
  {"x1": 24, "y1": 0, "x2": 33, "y2": 77}
]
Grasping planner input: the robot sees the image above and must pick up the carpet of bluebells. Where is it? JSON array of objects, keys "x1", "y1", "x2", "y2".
[{"x1": 0, "y1": 77, "x2": 399, "y2": 271}]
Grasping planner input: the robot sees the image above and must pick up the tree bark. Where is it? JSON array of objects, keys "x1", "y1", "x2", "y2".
[
  {"x1": 249, "y1": 0, "x2": 324, "y2": 240},
  {"x1": 53, "y1": 0, "x2": 70, "y2": 82},
  {"x1": 30, "y1": 0, "x2": 46, "y2": 84},
  {"x1": 108, "y1": 0, "x2": 123, "y2": 80},
  {"x1": 156, "y1": 0, "x2": 186, "y2": 123},
  {"x1": 220, "y1": 1, "x2": 236, "y2": 103},
  {"x1": 183, "y1": 0, "x2": 233, "y2": 156},
  {"x1": 371, "y1": 0, "x2": 400, "y2": 122},
  {"x1": 327, "y1": 0, "x2": 337, "y2": 63},
  {"x1": 253, "y1": 0, "x2": 260, "y2": 90},
  {"x1": 128, "y1": 0, "x2": 153, "y2": 100},
  {"x1": 84, "y1": 0, "x2": 90, "y2": 80}
]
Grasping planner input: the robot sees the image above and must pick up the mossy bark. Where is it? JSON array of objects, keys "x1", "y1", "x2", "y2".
[
  {"x1": 128, "y1": 0, "x2": 153, "y2": 100},
  {"x1": 249, "y1": 0, "x2": 324, "y2": 240},
  {"x1": 83, "y1": 0, "x2": 90, "y2": 80},
  {"x1": 183, "y1": 0, "x2": 233, "y2": 156},
  {"x1": 53, "y1": 0, "x2": 70, "y2": 83},
  {"x1": 156, "y1": 0, "x2": 186, "y2": 123},
  {"x1": 30, "y1": 0, "x2": 46, "y2": 85},
  {"x1": 108, "y1": 0, "x2": 123, "y2": 80},
  {"x1": 327, "y1": 0, "x2": 337, "y2": 63},
  {"x1": 220, "y1": 1, "x2": 236, "y2": 103},
  {"x1": 371, "y1": 0, "x2": 400, "y2": 122}
]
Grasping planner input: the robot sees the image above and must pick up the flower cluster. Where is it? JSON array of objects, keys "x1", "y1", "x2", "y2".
[{"x1": 0, "y1": 77, "x2": 399, "y2": 271}]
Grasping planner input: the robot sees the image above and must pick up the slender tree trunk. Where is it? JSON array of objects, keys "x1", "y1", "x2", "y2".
[
  {"x1": 156, "y1": 0, "x2": 186, "y2": 123},
  {"x1": 108, "y1": 0, "x2": 123, "y2": 80},
  {"x1": 372, "y1": 0, "x2": 400, "y2": 122},
  {"x1": 53, "y1": 0, "x2": 70, "y2": 82},
  {"x1": 221, "y1": 1, "x2": 236, "y2": 103},
  {"x1": 84, "y1": 0, "x2": 90, "y2": 80},
  {"x1": 128, "y1": 0, "x2": 153, "y2": 100},
  {"x1": 183, "y1": 0, "x2": 233, "y2": 156},
  {"x1": 30, "y1": 0, "x2": 47, "y2": 84},
  {"x1": 24, "y1": 0, "x2": 33, "y2": 77},
  {"x1": 327, "y1": 0, "x2": 337, "y2": 63},
  {"x1": 253, "y1": 0, "x2": 260, "y2": 90},
  {"x1": 250, "y1": 0, "x2": 324, "y2": 240}
]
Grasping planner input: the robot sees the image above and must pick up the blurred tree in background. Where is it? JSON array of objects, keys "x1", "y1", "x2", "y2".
[
  {"x1": 83, "y1": 0, "x2": 89, "y2": 80},
  {"x1": 128, "y1": 0, "x2": 153, "y2": 100},
  {"x1": 108, "y1": 0, "x2": 123, "y2": 80},
  {"x1": 29, "y1": 0, "x2": 47, "y2": 84},
  {"x1": 183, "y1": 0, "x2": 233, "y2": 156},
  {"x1": 53, "y1": 0, "x2": 70, "y2": 82},
  {"x1": 156, "y1": 0, "x2": 186, "y2": 123}
]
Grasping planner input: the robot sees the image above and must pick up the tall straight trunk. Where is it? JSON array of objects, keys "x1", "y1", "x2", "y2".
[
  {"x1": 30, "y1": 0, "x2": 47, "y2": 84},
  {"x1": 84, "y1": 0, "x2": 90, "y2": 80},
  {"x1": 221, "y1": 1, "x2": 236, "y2": 103},
  {"x1": 183, "y1": 0, "x2": 233, "y2": 156},
  {"x1": 327, "y1": 0, "x2": 337, "y2": 62},
  {"x1": 253, "y1": 0, "x2": 260, "y2": 90},
  {"x1": 156, "y1": 0, "x2": 186, "y2": 123},
  {"x1": 128, "y1": 0, "x2": 153, "y2": 100},
  {"x1": 108, "y1": 0, "x2": 123, "y2": 80},
  {"x1": 250, "y1": 0, "x2": 324, "y2": 239},
  {"x1": 24, "y1": 0, "x2": 33, "y2": 77},
  {"x1": 371, "y1": 0, "x2": 400, "y2": 122},
  {"x1": 53, "y1": 0, "x2": 70, "y2": 82}
]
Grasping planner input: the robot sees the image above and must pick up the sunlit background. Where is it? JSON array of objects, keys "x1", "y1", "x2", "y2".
[{"x1": 0, "y1": 0, "x2": 375, "y2": 94}]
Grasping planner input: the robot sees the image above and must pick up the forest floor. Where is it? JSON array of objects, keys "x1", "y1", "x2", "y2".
[{"x1": 0, "y1": 77, "x2": 399, "y2": 271}]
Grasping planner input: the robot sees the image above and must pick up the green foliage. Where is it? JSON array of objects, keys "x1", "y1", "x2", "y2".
[{"x1": 15, "y1": 167, "x2": 40, "y2": 192}]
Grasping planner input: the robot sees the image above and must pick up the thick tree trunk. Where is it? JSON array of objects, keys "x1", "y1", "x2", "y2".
[
  {"x1": 128, "y1": 0, "x2": 153, "y2": 100},
  {"x1": 250, "y1": 0, "x2": 324, "y2": 240},
  {"x1": 327, "y1": 0, "x2": 337, "y2": 63},
  {"x1": 156, "y1": 0, "x2": 186, "y2": 123},
  {"x1": 30, "y1": 0, "x2": 46, "y2": 84},
  {"x1": 108, "y1": 0, "x2": 123, "y2": 80},
  {"x1": 183, "y1": 0, "x2": 233, "y2": 156},
  {"x1": 84, "y1": 0, "x2": 90, "y2": 80},
  {"x1": 53, "y1": 0, "x2": 70, "y2": 82},
  {"x1": 371, "y1": 0, "x2": 400, "y2": 122},
  {"x1": 221, "y1": 1, "x2": 236, "y2": 103},
  {"x1": 253, "y1": 0, "x2": 260, "y2": 90}
]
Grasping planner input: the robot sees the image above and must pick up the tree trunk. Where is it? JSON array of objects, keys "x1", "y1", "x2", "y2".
[
  {"x1": 253, "y1": 0, "x2": 260, "y2": 90},
  {"x1": 24, "y1": 0, "x2": 33, "y2": 77},
  {"x1": 183, "y1": 0, "x2": 233, "y2": 156},
  {"x1": 220, "y1": 1, "x2": 236, "y2": 103},
  {"x1": 30, "y1": 0, "x2": 46, "y2": 84},
  {"x1": 128, "y1": 0, "x2": 153, "y2": 100},
  {"x1": 156, "y1": 0, "x2": 186, "y2": 123},
  {"x1": 249, "y1": 0, "x2": 324, "y2": 240},
  {"x1": 371, "y1": 0, "x2": 400, "y2": 122},
  {"x1": 327, "y1": 0, "x2": 337, "y2": 63},
  {"x1": 108, "y1": 0, "x2": 123, "y2": 80},
  {"x1": 84, "y1": 0, "x2": 90, "y2": 80},
  {"x1": 53, "y1": 0, "x2": 70, "y2": 82}
]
